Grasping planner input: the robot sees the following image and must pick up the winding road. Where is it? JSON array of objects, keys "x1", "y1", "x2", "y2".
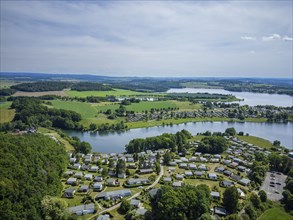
[{"x1": 88, "y1": 165, "x2": 164, "y2": 220}]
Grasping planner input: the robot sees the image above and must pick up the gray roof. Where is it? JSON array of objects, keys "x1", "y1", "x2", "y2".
[
  {"x1": 211, "y1": 191, "x2": 220, "y2": 197},
  {"x1": 65, "y1": 188, "x2": 75, "y2": 193},
  {"x1": 68, "y1": 203, "x2": 95, "y2": 213},
  {"x1": 136, "y1": 208, "x2": 148, "y2": 216},
  {"x1": 96, "y1": 189, "x2": 131, "y2": 199},
  {"x1": 97, "y1": 215, "x2": 110, "y2": 220},
  {"x1": 130, "y1": 199, "x2": 141, "y2": 206}
]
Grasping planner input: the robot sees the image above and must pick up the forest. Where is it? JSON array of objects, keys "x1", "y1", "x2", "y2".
[{"x1": 0, "y1": 133, "x2": 68, "y2": 220}]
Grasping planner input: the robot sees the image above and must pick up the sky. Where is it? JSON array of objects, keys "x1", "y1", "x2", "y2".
[{"x1": 0, "y1": 1, "x2": 292, "y2": 78}]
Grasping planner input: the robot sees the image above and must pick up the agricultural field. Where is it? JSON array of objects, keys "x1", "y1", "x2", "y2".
[
  {"x1": 51, "y1": 100, "x2": 97, "y2": 118},
  {"x1": 0, "y1": 101, "x2": 15, "y2": 123},
  {"x1": 12, "y1": 90, "x2": 68, "y2": 97},
  {"x1": 258, "y1": 207, "x2": 293, "y2": 220},
  {"x1": 66, "y1": 89, "x2": 156, "y2": 98}
]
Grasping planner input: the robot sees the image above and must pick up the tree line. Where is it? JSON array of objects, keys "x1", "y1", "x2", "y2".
[
  {"x1": 10, "y1": 81, "x2": 112, "y2": 92},
  {"x1": 125, "y1": 129, "x2": 192, "y2": 153}
]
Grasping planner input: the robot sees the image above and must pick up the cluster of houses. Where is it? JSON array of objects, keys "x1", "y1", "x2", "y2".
[{"x1": 126, "y1": 105, "x2": 293, "y2": 122}]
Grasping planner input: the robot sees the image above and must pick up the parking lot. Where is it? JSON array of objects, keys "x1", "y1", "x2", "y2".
[{"x1": 260, "y1": 171, "x2": 287, "y2": 201}]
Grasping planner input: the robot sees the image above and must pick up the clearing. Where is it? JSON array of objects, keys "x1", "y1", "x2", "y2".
[
  {"x1": 12, "y1": 90, "x2": 68, "y2": 97},
  {"x1": 0, "y1": 102, "x2": 15, "y2": 123}
]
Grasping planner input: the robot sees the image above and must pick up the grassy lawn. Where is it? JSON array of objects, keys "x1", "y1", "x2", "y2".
[
  {"x1": 66, "y1": 89, "x2": 152, "y2": 98},
  {"x1": 38, "y1": 127, "x2": 74, "y2": 151},
  {"x1": 258, "y1": 207, "x2": 293, "y2": 220},
  {"x1": 0, "y1": 102, "x2": 15, "y2": 123},
  {"x1": 51, "y1": 100, "x2": 97, "y2": 118},
  {"x1": 236, "y1": 135, "x2": 274, "y2": 150},
  {"x1": 171, "y1": 101, "x2": 202, "y2": 111}
]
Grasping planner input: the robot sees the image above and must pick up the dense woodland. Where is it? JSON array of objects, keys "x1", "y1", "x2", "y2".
[
  {"x1": 70, "y1": 82, "x2": 112, "y2": 91},
  {"x1": 11, "y1": 81, "x2": 72, "y2": 92},
  {"x1": 125, "y1": 129, "x2": 192, "y2": 153},
  {"x1": 0, "y1": 133, "x2": 68, "y2": 220}
]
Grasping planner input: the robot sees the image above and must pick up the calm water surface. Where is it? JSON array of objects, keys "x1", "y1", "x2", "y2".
[
  {"x1": 167, "y1": 88, "x2": 293, "y2": 107},
  {"x1": 66, "y1": 122, "x2": 293, "y2": 153}
]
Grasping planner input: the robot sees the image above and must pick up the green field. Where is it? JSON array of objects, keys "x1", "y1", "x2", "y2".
[
  {"x1": 258, "y1": 207, "x2": 293, "y2": 220},
  {"x1": 237, "y1": 135, "x2": 275, "y2": 150},
  {"x1": 51, "y1": 100, "x2": 97, "y2": 118},
  {"x1": 97, "y1": 100, "x2": 202, "y2": 113},
  {"x1": 0, "y1": 102, "x2": 15, "y2": 123},
  {"x1": 66, "y1": 89, "x2": 154, "y2": 98}
]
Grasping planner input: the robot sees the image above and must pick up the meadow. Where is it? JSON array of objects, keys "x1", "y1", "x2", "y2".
[
  {"x1": 66, "y1": 89, "x2": 156, "y2": 98},
  {"x1": 258, "y1": 207, "x2": 293, "y2": 220},
  {"x1": 0, "y1": 102, "x2": 15, "y2": 123}
]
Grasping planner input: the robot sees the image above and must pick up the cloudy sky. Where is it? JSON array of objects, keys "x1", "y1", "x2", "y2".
[{"x1": 1, "y1": 1, "x2": 292, "y2": 78}]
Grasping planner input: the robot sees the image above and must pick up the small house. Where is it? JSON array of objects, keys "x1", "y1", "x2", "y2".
[
  {"x1": 239, "y1": 178, "x2": 251, "y2": 186},
  {"x1": 84, "y1": 174, "x2": 93, "y2": 180},
  {"x1": 118, "y1": 173, "x2": 127, "y2": 179},
  {"x1": 74, "y1": 172, "x2": 83, "y2": 179},
  {"x1": 194, "y1": 171, "x2": 203, "y2": 177},
  {"x1": 198, "y1": 164, "x2": 207, "y2": 171},
  {"x1": 136, "y1": 208, "x2": 148, "y2": 216},
  {"x1": 94, "y1": 176, "x2": 103, "y2": 182},
  {"x1": 179, "y1": 163, "x2": 188, "y2": 169},
  {"x1": 130, "y1": 199, "x2": 142, "y2": 208},
  {"x1": 140, "y1": 169, "x2": 153, "y2": 174},
  {"x1": 185, "y1": 171, "x2": 193, "y2": 177},
  {"x1": 163, "y1": 177, "x2": 172, "y2": 183},
  {"x1": 89, "y1": 165, "x2": 99, "y2": 172},
  {"x1": 64, "y1": 188, "x2": 76, "y2": 198},
  {"x1": 79, "y1": 185, "x2": 89, "y2": 193},
  {"x1": 106, "y1": 178, "x2": 118, "y2": 186},
  {"x1": 175, "y1": 174, "x2": 184, "y2": 180},
  {"x1": 93, "y1": 182, "x2": 103, "y2": 191},
  {"x1": 211, "y1": 191, "x2": 220, "y2": 199},
  {"x1": 189, "y1": 164, "x2": 197, "y2": 170},
  {"x1": 73, "y1": 163, "x2": 81, "y2": 170},
  {"x1": 221, "y1": 180, "x2": 234, "y2": 187},
  {"x1": 68, "y1": 203, "x2": 95, "y2": 215},
  {"x1": 66, "y1": 177, "x2": 77, "y2": 185},
  {"x1": 208, "y1": 173, "x2": 217, "y2": 180},
  {"x1": 172, "y1": 182, "x2": 182, "y2": 187},
  {"x1": 214, "y1": 207, "x2": 227, "y2": 216}
]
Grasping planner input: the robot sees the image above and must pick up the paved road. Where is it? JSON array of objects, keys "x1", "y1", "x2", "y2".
[
  {"x1": 88, "y1": 165, "x2": 164, "y2": 220},
  {"x1": 260, "y1": 171, "x2": 287, "y2": 201}
]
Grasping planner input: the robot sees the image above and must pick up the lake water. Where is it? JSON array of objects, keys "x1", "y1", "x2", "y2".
[
  {"x1": 66, "y1": 122, "x2": 293, "y2": 153},
  {"x1": 167, "y1": 88, "x2": 293, "y2": 107}
]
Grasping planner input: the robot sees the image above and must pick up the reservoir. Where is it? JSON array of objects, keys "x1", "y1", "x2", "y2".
[
  {"x1": 167, "y1": 88, "x2": 293, "y2": 107},
  {"x1": 66, "y1": 122, "x2": 293, "y2": 153}
]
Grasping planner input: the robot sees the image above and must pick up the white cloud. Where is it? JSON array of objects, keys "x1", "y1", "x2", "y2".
[
  {"x1": 241, "y1": 36, "x2": 256, "y2": 40},
  {"x1": 262, "y1": 33, "x2": 281, "y2": 41},
  {"x1": 283, "y1": 36, "x2": 293, "y2": 41}
]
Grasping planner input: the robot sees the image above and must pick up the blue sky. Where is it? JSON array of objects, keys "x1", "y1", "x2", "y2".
[{"x1": 1, "y1": 1, "x2": 292, "y2": 78}]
